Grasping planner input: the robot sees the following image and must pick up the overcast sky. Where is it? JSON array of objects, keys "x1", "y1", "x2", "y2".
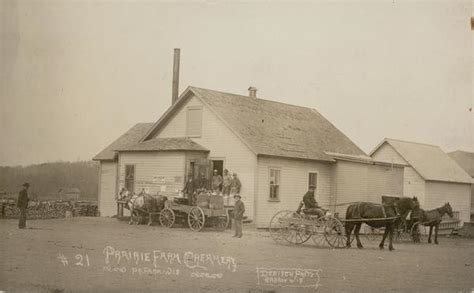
[{"x1": 0, "y1": 0, "x2": 472, "y2": 166}]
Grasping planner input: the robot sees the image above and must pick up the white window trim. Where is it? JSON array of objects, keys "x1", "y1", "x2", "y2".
[
  {"x1": 307, "y1": 170, "x2": 319, "y2": 201},
  {"x1": 268, "y1": 167, "x2": 282, "y2": 202},
  {"x1": 186, "y1": 106, "x2": 203, "y2": 138}
]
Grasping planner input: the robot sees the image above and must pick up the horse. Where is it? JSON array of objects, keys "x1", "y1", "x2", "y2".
[
  {"x1": 122, "y1": 191, "x2": 167, "y2": 225},
  {"x1": 345, "y1": 196, "x2": 418, "y2": 251},
  {"x1": 410, "y1": 202, "x2": 453, "y2": 244}
]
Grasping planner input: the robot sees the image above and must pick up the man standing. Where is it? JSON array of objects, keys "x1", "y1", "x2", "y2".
[
  {"x1": 222, "y1": 169, "x2": 232, "y2": 196},
  {"x1": 211, "y1": 170, "x2": 223, "y2": 193},
  {"x1": 303, "y1": 185, "x2": 324, "y2": 217},
  {"x1": 17, "y1": 182, "x2": 30, "y2": 229},
  {"x1": 230, "y1": 173, "x2": 242, "y2": 195},
  {"x1": 233, "y1": 194, "x2": 245, "y2": 238}
]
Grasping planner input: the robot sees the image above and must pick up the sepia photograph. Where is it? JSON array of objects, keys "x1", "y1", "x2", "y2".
[{"x1": 1, "y1": 0, "x2": 473, "y2": 292}]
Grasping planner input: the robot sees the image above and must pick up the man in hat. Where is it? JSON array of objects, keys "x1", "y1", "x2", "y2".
[
  {"x1": 17, "y1": 183, "x2": 30, "y2": 229},
  {"x1": 222, "y1": 169, "x2": 232, "y2": 196},
  {"x1": 211, "y1": 169, "x2": 223, "y2": 193},
  {"x1": 303, "y1": 185, "x2": 324, "y2": 217},
  {"x1": 233, "y1": 194, "x2": 245, "y2": 238},
  {"x1": 230, "y1": 173, "x2": 242, "y2": 195}
]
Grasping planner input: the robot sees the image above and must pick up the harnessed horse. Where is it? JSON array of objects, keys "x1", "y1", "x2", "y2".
[
  {"x1": 345, "y1": 197, "x2": 418, "y2": 251},
  {"x1": 411, "y1": 202, "x2": 453, "y2": 244}
]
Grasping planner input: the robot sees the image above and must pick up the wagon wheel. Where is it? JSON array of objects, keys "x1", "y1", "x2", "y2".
[
  {"x1": 410, "y1": 221, "x2": 427, "y2": 243},
  {"x1": 395, "y1": 221, "x2": 411, "y2": 242},
  {"x1": 324, "y1": 217, "x2": 348, "y2": 248},
  {"x1": 281, "y1": 213, "x2": 312, "y2": 245},
  {"x1": 159, "y1": 207, "x2": 175, "y2": 228},
  {"x1": 269, "y1": 210, "x2": 296, "y2": 244},
  {"x1": 188, "y1": 206, "x2": 206, "y2": 232},
  {"x1": 364, "y1": 225, "x2": 382, "y2": 241},
  {"x1": 130, "y1": 209, "x2": 141, "y2": 225},
  {"x1": 215, "y1": 211, "x2": 229, "y2": 232},
  {"x1": 311, "y1": 217, "x2": 327, "y2": 247}
]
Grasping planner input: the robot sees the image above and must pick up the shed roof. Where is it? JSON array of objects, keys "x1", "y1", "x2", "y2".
[
  {"x1": 448, "y1": 150, "x2": 474, "y2": 178},
  {"x1": 143, "y1": 86, "x2": 366, "y2": 162},
  {"x1": 116, "y1": 137, "x2": 208, "y2": 152},
  {"x1": 92, "y1": 123, "x2": 154, "y2": 161},
  {"x1": 370, "y1": 138, "x2": 472, "y2": 184}
]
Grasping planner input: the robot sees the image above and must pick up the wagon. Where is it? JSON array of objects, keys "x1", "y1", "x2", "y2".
[
  {"x1": 159, "y1": 199, "x2": 230, "y2": 232},
  {"x1": 269, "y1": 208, "x2": 352, "y2": 248}
]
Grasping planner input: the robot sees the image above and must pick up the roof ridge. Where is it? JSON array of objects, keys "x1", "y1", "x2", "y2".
[
  {"x1": 189, "y1": 86, "x2": 319, "y2": 112},
  {"x1": 385, "y1": 137, "x2": 439, "y2": 148},
  {"x1": 448, "y1": 150, "x2": 474, "y2": 155}
]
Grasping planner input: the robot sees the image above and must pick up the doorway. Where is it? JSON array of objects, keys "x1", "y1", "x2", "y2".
[{"x1": 211, "y1": 160, "x2": 224, "y2": 177}]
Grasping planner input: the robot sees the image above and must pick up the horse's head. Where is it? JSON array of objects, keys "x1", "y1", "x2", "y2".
[{"x1": 444, "y1": 202, "x2": 453, "y2": 218}]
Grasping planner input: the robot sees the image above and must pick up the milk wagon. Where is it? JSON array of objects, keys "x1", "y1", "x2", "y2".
[{"x1": 159, "y1": 194, "x2": 230, "y2": 232}]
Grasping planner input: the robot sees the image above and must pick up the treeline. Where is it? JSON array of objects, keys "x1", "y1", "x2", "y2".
[{"x1": 0, "y1": 161, "x2": 99, "y2": 200}]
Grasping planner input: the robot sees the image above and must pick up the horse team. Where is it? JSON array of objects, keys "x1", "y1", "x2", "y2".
[{"x1": 344, "y1": 196, "x2": 454, "y2": 251}]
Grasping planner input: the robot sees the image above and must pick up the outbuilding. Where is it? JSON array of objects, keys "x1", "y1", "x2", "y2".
[{"x1": 370, "y1": 138, "x2": 472, "y2": 224}]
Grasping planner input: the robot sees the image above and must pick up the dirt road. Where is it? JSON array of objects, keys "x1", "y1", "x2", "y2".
[{"x1": 1, "y1": 217, "x2": 473, "y2": 292}]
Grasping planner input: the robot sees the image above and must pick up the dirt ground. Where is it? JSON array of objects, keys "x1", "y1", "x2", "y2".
[{"x1": 1, "y1": 217, "x2": 473, "y2": 293}]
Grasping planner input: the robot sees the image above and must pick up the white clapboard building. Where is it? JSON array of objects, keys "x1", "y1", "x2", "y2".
[
  {"x1": 370, "y1": 138, "x2": 472, "y2": 224},
  {"x1": 94, "y1": 86, "x2": 406, "y2": 227}
]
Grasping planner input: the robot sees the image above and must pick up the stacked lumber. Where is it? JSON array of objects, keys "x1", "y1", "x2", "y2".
[
  {"x1": 209, "y1": 194, "x2": 224, "y2": 210},
  {"x1": 0, "y1": 199, "x2": 98, "y2": 219}
]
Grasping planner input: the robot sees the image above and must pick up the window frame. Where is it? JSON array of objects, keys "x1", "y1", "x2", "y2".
[
  {"x1": 268, "y1": 167, "x2": 281, "y2": 202},
  {"x1": 307, "y1": 171, "x2": 319, "y2": 199},
  {"x1": 186, "y1": 106, "x2": 203, "y2": 137},
  {"x1": 124, "y1": 164, "x2": 136, "y2": 193}
]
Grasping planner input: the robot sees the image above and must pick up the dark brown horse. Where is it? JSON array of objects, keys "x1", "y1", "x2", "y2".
[
  {"x1": 411, "y1": 202, "x2": 453, "y2": 244},
  {"x1": 345, "y1": 197, "x2": 418, "y2": 251}
]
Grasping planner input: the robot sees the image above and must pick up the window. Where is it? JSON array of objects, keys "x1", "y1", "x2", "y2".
[
  {"x1": 269, "y1": 168, "x2": 280, "y2": 200},
  {"x1": 125, "y1": 165, "x2": 135, "y2": 193},
  {"x1": 186, "y1": 106, "x2": 203, "y2": 137},
  {"x1": 308, "y1": 172, "x2": 318, "y2": 190}
]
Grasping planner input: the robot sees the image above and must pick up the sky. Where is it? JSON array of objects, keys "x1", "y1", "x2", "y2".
[{"x1": 0, "y1": 0, "x2": 472, "y2": 166}]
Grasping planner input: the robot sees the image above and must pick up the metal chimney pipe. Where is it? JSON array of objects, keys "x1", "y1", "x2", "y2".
[
  {"x1": 248, "y1": 86, "x2": 257, "y2": 98},
  {"x1": 172, "y1": 48, "x2": 180, "y2": 104}
]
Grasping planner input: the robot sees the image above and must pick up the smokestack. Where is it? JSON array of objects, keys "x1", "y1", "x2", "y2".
[
  {"x1": 248, "y1": 86, "x2": 257, "y2": 98},
  {"x1": 172, "y1": 48, "x2": 180, "y2": 104}
]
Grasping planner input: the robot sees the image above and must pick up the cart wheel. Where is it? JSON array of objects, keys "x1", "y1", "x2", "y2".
[
  {"x1": 394, "y1": 221, "x2": 410, "y2": 242},
  {"x1": 311, "y1": 217, "x2": 328, "y2": 247},
  {"x1": 130, "y1": 209, "x2": 141, "y2": 225},
  {"x1": 324, "y1": 217, "x2": 348, "y2": 248},
  {"x1": 280, "y1": 213, "x2": 311, "y2": 245},
  {"x1": 410, "y1": 221, "x2": 427, "y2": 243},
  {"x1": 159, "y1": 207, "x2": 175, "y2": 228},
  {"x1": 269, "y1": 210, "x2": 298, "y2": 245},
  {"x1": 364, "y1": 225, "x2": 382, "y2": 241},
  {"x1": 188, "y1": 206, "x2": 205, "y2": 232}
]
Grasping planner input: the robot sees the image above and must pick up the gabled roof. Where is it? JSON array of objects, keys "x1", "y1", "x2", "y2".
[
  {"x1": 116, "y1": 137, "x2": 208, "y2": 152},
  {"x1": 370, "y1": 138, "x2": 472, "y2": 184},
  {"x1": 448, "y1": 150, "x2": 474, "y2": 178},
  {"x1": 143, "y1": 86, "x2": 366, "y2": 162},
  {"x1": 93, "y1": 123, "x2": 154, "y2": 161}
]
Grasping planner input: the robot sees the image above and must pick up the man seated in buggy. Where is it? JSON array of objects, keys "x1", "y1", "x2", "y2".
[{"x1": 298, "y1": 185, "x2": 325, "y2": 217}]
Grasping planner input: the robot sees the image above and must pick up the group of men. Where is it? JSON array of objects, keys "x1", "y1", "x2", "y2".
[{"x1": 211, "y1": 169, "x2": 241, "y2": 195}]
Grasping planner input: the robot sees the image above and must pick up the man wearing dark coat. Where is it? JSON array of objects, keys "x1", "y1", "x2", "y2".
[
  {"x1": 233, "y1": 194, "x2": 245, "y2": 238},
  {"x1": 17, "y1": 183, "x2": 30, "y2": 229},
  {"x1": 303, "y1": 185, "x2": 324, "y2": 217}
]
